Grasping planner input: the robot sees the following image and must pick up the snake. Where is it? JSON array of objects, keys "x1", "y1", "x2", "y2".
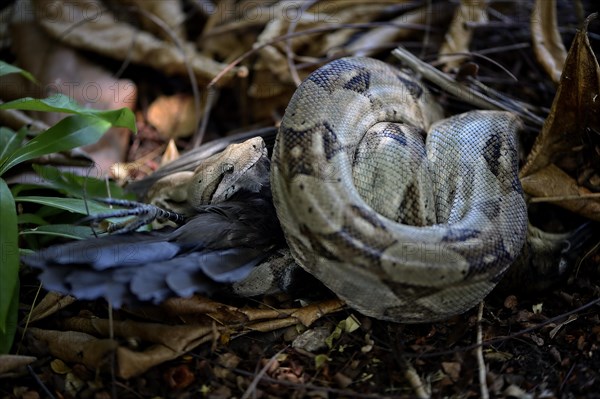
[
  {"x1": 269, "y1": 57, "x2": 528, "y2": 322},
  {"x1": 29, "y1": 56, "x2": 529, "y2": 322}
]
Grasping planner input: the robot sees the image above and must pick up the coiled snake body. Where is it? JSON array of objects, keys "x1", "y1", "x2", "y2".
[{"x1": 271, "y1": 57, "x2": 528, "y2": 322}]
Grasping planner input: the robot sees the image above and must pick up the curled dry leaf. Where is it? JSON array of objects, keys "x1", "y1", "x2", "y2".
[
  {"x1": 147, "y1": 95, "x2": 200, "y2": 139},
  {"x1": 161, "y1": 139, "x2": 181, "y2": 165},
  {"x1": 55, "y1": 317, "x2": 215, "y2": 378},
  {"x1": 24, "y1": 297, "x2": 344, "y2": 378},
  {"x1": 345, "y1": 4, "x2": 452, "y2": 58},
  {"x1": 531, "y1": 0, "x2": 567, "y2": 84},
  {"x1": 441, "y1": 361, "x2": 461, "y2": 382},
  {"x1": 26, "y1": 328, "x2": 118, "y2": 370},
  {"x1": 438, "y1": 0, "x2": 488, "y2": 71},
  {"x1": 0, "y1": 355, "x2": 37, "y2": 375},
  {"x1": 60, "y1": 317, "x2": 215, "y2": 354},
  {"x1": 28, "y1": 292, "x2": 77, "y2": 323},
  {"x1": 521, "y1": 164, "x2": 600, "y2": 221},
  {"x1": 32, "y1": 0, "x2": 236, "y2": 85},
  {"x1": 520, "y1": 13, "x2": 600, "y2": 220},
  {"x1": 254, "y1": 2, "x2": 407, "y2": 85}
]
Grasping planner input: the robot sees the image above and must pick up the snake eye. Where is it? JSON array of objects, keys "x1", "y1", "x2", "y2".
[{"x1": 223, "y1": 163, "x2": 234, "y2": 174}]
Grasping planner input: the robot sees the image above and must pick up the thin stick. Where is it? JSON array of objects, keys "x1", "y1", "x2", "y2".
[
  {"x1": 241, "y1": 347, "x2": 287, "y2": 399},
  {"x1": 476, "y1": 302, "x2": 489, "y2": 399},
  {"x1": 391, "y1": 47, "x2": 545, "y2": 126},
  {"x1": 402, "y1": 357, "x2": 430, "y2": 399},
  {"x1": 529, "y1": 193, "x2": 600, "y2": 203}
]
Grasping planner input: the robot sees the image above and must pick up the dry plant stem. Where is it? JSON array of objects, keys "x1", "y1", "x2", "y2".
[
  {"x1": 0, "y1": 107, "x2": 50, "y2": 132},
  {"x1": 391, "y1": 47, "x2": 545, "y2": 126},
  {"x1": 208, "y1": 22, "x2": 435, "y2": 88},
  {"x1": 191, "y1": 86, "x2": 218, "y2": 147},
  {"x1": 131, "y1": 7, "x2": 202, "y2": 146},
  {"x1": 476, "y1": 301, "x2": 489, "y2": 399},
  {"x1": 17, "y1": 283, "x2": 44, "y2": 355},
  {"x1": 402, "y1": 357, "x2": 430, "y2": 399},
  {"x1": 529, "y1": 193, "x2": 600, "y2": 203},
  {"x1": 27, "y1": 365, "x2": 56, "y2": 399},
  {"x1": 285, "y1": 0, "x2": 317, "y2": 87},
  {"x1": 531, "y1": 0, "x2": 567, "y2": 84}
]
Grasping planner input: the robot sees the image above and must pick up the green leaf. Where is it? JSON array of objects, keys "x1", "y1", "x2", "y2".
[
  {"x1": 0, "y1": 94, "x2": 137, "y2": 132},
  {"x1": 324, "y1": 316, "x2": 361, "y2": 349},
  {"x1": 18, "y1": 213, "x2": 48, "y2": 226},
  {"x1": 0, "y1": 284, "x2": 18, "y2": 353},
  {"x1": 20, "y1": 224, "x2": 96, "y2": 240},
  {"x1": 0, "y1": 114, "x2": 110, "y2": 176},
  {"x1": 314, "y1": 354, "x2": 330, "y2": 369},
  {"x1": 0, "y1": 60, "x2": 37, "y2": 83},
  {"x1": 0, "y1": 126, "x2": 28, "y2": 161},
  {"x1": 14, "y1": 196, "x2": 119, "y2": 215},
  {"x1": 0, "y1": 179, "x2": 19, "y2": 336},
  {"x1": 30, "y1": 164, "x2": 134, "y2": 200}
]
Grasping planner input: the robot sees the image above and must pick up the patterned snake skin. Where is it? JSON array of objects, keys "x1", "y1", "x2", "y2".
[{"x1": 271, "y1": 57, "x2": 528, "y2": 322}]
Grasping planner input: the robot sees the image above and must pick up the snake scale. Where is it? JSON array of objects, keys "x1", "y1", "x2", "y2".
[{"x1": 270, "y1": 57, "x2": 528, "y2": 322}]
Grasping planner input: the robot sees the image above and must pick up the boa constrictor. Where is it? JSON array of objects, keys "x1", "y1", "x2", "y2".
[{"x1": 270, "y1": 57, "x2": 528, "y2": 322}]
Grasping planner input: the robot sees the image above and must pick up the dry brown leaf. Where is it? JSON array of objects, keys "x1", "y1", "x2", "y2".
[
  {"x1": 441, "y1": 361, "x2": 461, "y2": 382},
  {"x1": 317, "y1": 3, "x2": 403, "y2": 56},
  {"x1": 161, "y1": 139, "x2": 180, "y2": 165},
  {"x1": 24, "y1": 297, "x2": 343, "y2": 378},
  {"x1": 28, "y1": 292, "x2": 77, "y2": 323},
  {"x1": 438, "y1": 0, "x2": 488, "y2": 71},
  {"x1": 521, "y1": 164, "x2": 600, "y2": 221},
  {"x1": 344, "y1": 4, "x2": 452, "y2": 58},
  {"x1": 0, "y1": 355, "x2": 37, "y2": 376},
  {"x1": 290, "y1": 299, "x2": 346, "y2": 327},
  {"x1": 200, "y1": 0, "x2": 270, "y2": 62},
  {"x1": 255, "y1": 2, "x2": 396, "y2": 85},
  {"x1": 147, "y1": 94, "x2": 199, "y2": 139},
  {"x1": 61, "y1": 317, "x2": 214, "y2": 353},
  {"x1": 520, "y1": 14, "x2": 600, "y2": 218},
  {"x1": 29, "y1": 318, "x2": 214, "y2": 379},
  {"x1": 32, "y1": 0, "x2": 237, "y2": 85},
  {"x1": 27, "y1": 328, "x2": 118, "y2": 369},
  {"x1": 531, "y1": 0, "x2": 567, "y2": 84},
  {"x1": 521, "y1": 13, "x2": 600, "y2": 177},
  {"x1": 116, "y1": 345, "x2": 204, "y2": 379},
  {"x1": 56, "y1": 317, "x2": 216, "y2": 378}
]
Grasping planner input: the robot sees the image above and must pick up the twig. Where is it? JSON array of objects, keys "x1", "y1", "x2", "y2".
[
  {"x1": 401, "y1": 357, "x2": 430, "y2": 399},
  {"x1": 27, "y1": 365, "x2": 57, "y2": 399},
  {"x1": 391, "y1": 46, "x2": 545, "y2": 126},
  {"x1": 191, "y1": 86, "x2": 218, "y2": 148},
  {"x1": 409, "y1": 297, "x2": 600, "y2": 358},
  {"x1": 529, "y1": 192, "x2": 600, "y2": 203},
  {"x1": 208, "y1": 21, "x2": 439, "y2": 88},
  {"x1": 241, "y1": 347, "x2": 287, "y2": 399},
  {"x1": 476, "y1": 302, "x2": 489, "y2": 399},
  {"x1": 284, "y1": 1, "x2": 317, "y2": 87}
]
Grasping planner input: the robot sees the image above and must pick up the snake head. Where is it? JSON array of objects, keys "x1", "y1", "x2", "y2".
[
  {"x1": 186, "y1": 136, "x2": 270, "y2": 208},
  {"x1": 145, "y1": 136, "x2": 269, "y2": 219}
]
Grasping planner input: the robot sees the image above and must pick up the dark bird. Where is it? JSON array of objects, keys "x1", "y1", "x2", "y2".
[{"x1": 22, "y1": 135, "x2": 291, "y2": 307}]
